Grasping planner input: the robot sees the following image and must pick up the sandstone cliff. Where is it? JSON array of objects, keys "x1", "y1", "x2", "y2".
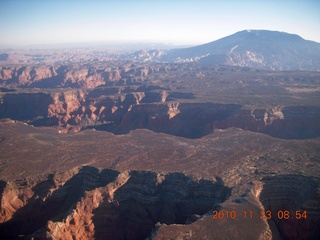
[
  {"x1": 1, "y1": 88, "x2": 320, "y2": 138},
  {"x1": 0, "y1": 167, "x2": 231, "y2": 239},
  {"x1": 0, "y1": 62, "x2": 170, "y2": 89},
  {"x1": 0, "y1": 167, "x2": 319, "y2": 239}
]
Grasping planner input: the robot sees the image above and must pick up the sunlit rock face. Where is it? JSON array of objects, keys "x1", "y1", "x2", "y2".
[
  {"x1": 0, "y1": 167, "x2": 231, "y2": 239},
  {"x1": 1, "y1": 89, "x2": 320, "y2": 138}
]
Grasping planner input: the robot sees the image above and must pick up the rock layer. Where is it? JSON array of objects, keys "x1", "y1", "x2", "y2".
[
  {"x1": 1, "y1": 89, "x2": 320, "y2": 139},
  {"x1": 0, "y1": 167, "x2": 231, "y2": 239},
  {"x1": 260, "y1": 175, "x2": 320, "y2": 239},
  {"x1": 2, "y1": 170, "x2": 319, "y2": 239}
]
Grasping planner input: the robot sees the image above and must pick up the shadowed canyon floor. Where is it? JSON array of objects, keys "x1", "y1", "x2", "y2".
[
  {"x1": 0, "y1": 63, "x2": 320, "y2": 239},
  {"x1": 0, "y1": 123, "x2": 319, "y2": 239}
]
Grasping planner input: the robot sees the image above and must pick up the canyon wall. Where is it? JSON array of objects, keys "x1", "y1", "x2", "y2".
[
  {"x1": 0, "y1": 168, "x2": 319, "y2": 239},
  {"x1": 0, "y1": 167, "x2": 231, "y2": 239},
  {"x1": 260, "y1": 175, "x2": 320, "y2": 239},
  {"x1": 1, "y1": 90, "x2": 320, "y2": 139},
  {"x1": 0, "y1": 63, "x2": 174, "y2": 89}
]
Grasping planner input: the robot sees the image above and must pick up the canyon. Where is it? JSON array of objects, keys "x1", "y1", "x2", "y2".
[
  {"x1": 1, "y1": 62, "x2": 320, "y2": 140},
  {"x1": 0, "y1": 167, "x2": 231, "y2": 239},
  {"x1": 0, "y1": 53, "x2": 320, "y2": 239},
  {"x1": 0, "y1": 122, "x2": 319, "y2": 239},
  {"x1": 1, "y1": 89, "x2": 320, "y2": 139}
]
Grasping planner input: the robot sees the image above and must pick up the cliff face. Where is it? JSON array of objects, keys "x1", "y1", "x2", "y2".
[
  {"x1": 260, "y1": 175, "x2": 320, "y2": 239},
  {"x1": 213, "y1": 106, "x2": 320, "y2": 139},
  {"x1": 99, "y1": 102, "x2": 320, "y2": 139},
  {"x1": 1, "y1": 167, "x2": 319, "y2": 240},
  {"x1": 0, "y1": 93, "x2": 53, "y2": 122},
  {"x1": 0, "y1": 167, "x2": 231, "y2": 239},
  {"x1": 1, "y1": 89, "x2": 320, "y2": 138},
  {"x1": 0, "y1": 63, "x2": 167, "y2": 89}
]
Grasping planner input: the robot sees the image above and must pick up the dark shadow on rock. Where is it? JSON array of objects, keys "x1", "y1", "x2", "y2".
[
  {"x1": 0, "y1": 166, "x2": 119, "y2": 239},
  {"x1": 93, "y1": 103, "x2": 320, "y2": 140},
  {"x1": 92, "y1": 171, "x2": 231, "y2": 240},
  {"x1": 29, "y1": 117, "x2": 59, "y2": 127},
  {"x1": 262, "y1": 106, "x2": 320, "y2": 139},
  {"x1": 0, "y1": 180, "x2": 6, "y2": 203},
  {"x1": 93, "y1": 103, "x2": 242, "y2": 139},
  {"x1": 0, "y1": 93, "x2": 53, "y2": 121},
  {"x1": 28, "y1": 76, "x2": 65, "y2": 88},
  {"x1": 0, "y1": 88, "x2": 16, "y2": 92},
  {"x1": 166, "y1": 92, "x2": 195, "y2": 100},
  {"x1": 260, "y1": 174, "x2": 320, "y2": 240},
  {"x1": 136, "y1": 85, "x2": 169, "y2": 92}
]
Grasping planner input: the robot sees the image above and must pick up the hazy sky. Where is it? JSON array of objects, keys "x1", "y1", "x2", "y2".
[{"x1": 0, "y1": 0, "x2": 319, "y2": 47}]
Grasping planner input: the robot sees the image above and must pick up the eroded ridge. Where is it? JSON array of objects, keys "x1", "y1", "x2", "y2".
[
  {"x1": 260, "y1": 175, "x2": 320, "y2": 240},
  {"x1": 1, "y1": 90, "x2": 320, "y2": 139},
  {"x1": 0, "y1": 167, "x2": 231, "y2": 239}
]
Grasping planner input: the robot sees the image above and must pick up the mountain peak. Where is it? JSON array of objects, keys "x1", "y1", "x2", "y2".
[
  {"x1": 164, "y1": 30, "x2": 320, "y2": 71},
  {"x1": 234, "y1": 29, "x2": 304, "y2": 41}
]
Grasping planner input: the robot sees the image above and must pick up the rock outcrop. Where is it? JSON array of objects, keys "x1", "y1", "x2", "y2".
[
  {"x1": 97, "y1": 103, "x2": 320, "y2": 139},
  {"x1": 1, "y1": 88, "x2": 320, "y2": 138},
  {"x1": 0, "y1": 93, "x2": 53, "y2": 122},
  {"x1": 2, "y1": 168, "x2": 319, "y2": 239},
  {"x1": 0, "y1": 62, "x2": 175, "y2": 89},
  {"x1": 0, "y1": 167, "x2": 231, "y2": 239},
  {"x1": 260, "y1": 175, "x2": 320, "y2": 239}
]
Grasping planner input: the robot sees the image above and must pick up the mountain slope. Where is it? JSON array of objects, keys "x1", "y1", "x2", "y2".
[{"x1": 163, "y1": 30, "x2": 320, "y2": 70}]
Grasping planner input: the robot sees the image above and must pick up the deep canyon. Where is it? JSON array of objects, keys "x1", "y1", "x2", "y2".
[{"x1": 0, "y1": 61, "x2": 320, "y2": 239}]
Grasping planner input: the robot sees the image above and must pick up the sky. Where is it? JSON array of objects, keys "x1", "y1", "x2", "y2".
[{"x1": 0, "y1": 0, "x2": 319, "y2": 47}]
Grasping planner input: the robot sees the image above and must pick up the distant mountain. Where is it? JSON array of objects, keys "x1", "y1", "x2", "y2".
[{"x1": 162, "y1": 30, "x2": 320, "y2": 70}]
